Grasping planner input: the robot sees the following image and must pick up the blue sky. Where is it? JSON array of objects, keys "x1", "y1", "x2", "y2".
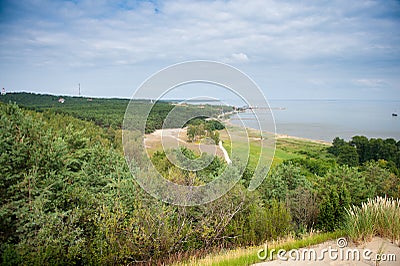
[{"x1": 0, "y1": 0, "x2": 399, "y2": 100}]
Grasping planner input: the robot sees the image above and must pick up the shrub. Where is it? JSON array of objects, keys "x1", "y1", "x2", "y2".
[
  {"x1": 317, "y1": 185, "x2": 350, "y2": 231},
  {"x1": 287, "y1": 187, "x2": 319, "y2": 232},
  {"x1": 261, "y1": 162, "x2": 311, "y2": 202}
]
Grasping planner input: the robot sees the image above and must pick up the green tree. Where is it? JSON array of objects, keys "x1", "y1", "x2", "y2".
[
  {"x1": 261, "y1": 162, "x2": 311, "y2": 202},
  {"x1": 316, "y1": 165, "x2": 369, "y2": 231},
  {"x1": 317, "y1": 186, "x2": 350, "y2": 231},
  {"x1": 323, "y1": 165, "x2": 367, "y2": 206},
  {"x1": 337, "y1": 144, "x2": 359, "y2": 166},
  {"x1": 350, "y1": 135, "x2": 369, "y2": 163},
  {"x1": 362, "y1": 160, "x2": 400, "y2": 198},
  {"x1": 328, "y1": 137, "x2": 347, "y2": 156}
]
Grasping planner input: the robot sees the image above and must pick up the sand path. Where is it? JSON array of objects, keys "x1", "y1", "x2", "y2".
[
  {"x1": 254, "y1": 237, "x2": 399, "y2": 266},
  {"x1": 145, "y1": 128, "x2": 232, "y2": 164},
  {"x1": 219, "y1": 140, "x2": 232, "y2": 164}
]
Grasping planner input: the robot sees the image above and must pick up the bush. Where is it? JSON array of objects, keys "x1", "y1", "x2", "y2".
[
  {"x1": 317, "y1": 185, "x2": 350, "y2": 231},
  {"x1": 361, "y1": 161, "x2": 400, "y2": 198},
  {"x1": 227, "y1": 198, "x2": 292, "y2": 245},
  {"x1": 322, "y1": 165, "x2": 368, "y2": 206},
  {"x1": 287, "y1": 187, "x2": 319, "y2": 232},
  {"x1": 261, "y1": 162, "x2": 311, "y2": 202}
]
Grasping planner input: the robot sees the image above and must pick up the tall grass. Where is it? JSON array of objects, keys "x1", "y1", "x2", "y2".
[{"x1": 344, "y1": 196, "x2": 400, "y2": 244}]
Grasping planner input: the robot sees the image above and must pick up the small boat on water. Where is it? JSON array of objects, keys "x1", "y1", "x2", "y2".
[{"x1": 392, "y1": 113, "x2": 398, "y2": 117}]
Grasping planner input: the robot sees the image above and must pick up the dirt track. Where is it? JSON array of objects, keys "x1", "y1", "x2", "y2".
[
  {"x1": 144, "y1": 128, "x2": 231, "y2": 163},
  {"x1": 254, "y1": 237, "x2": 400, "y2": 266}
]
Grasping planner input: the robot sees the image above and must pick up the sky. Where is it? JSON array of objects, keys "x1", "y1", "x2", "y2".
[{"x1": 0, "y1": 0, "x2": 399, "y2": 100}]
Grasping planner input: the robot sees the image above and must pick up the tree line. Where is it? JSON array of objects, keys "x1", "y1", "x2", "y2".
[
  {"x1": 0, "y1": 92, "x2": 230, "y2": 133},
  {"x1": 328, "y1": 136, "x2": 400, "y2": 173}
]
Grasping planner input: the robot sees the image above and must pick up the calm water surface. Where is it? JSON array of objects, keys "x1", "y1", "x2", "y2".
[{"x1": 230, "y1": 100, "x2": 400, "y2": 142}]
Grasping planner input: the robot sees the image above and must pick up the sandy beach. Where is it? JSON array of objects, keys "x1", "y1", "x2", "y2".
[{"x1": 223, "y1": 118, "x2": 332, "y2": 146}]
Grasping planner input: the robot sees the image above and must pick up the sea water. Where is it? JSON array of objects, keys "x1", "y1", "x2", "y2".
[{"x1": 230, "y1": 99, "x2": 400, "y2": 142}]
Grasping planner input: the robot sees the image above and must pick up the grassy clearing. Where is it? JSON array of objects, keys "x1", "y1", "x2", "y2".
[
  {"x1": 173, "y1": 231, "x2": 342, "y2": 266},
  {"x1": 219, "y1": 126, "x2": 274, "y2": 169},
  {"x1": 276, "y1": 138, "x2": 331, "y2": 160},
  {"x1": 220, "y1": 125, "x2": 330, "y2": 169},
  {"x1": 271, "y1": 149, "x2": 299, "y2": 165},
  {"x1": 144, "y1": 122, "x2": 331, "y2": 168},
  {"x1": 344, "y1": 196, "x2": 400, "y2": 244}
]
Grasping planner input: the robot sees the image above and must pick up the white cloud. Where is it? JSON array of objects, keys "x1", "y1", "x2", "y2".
[
  {"x1": 229, "y1": 53, "x2": 249, "y2": 63},
  {"x1": 307, "y1": 79, "x2": 326, "y2": 86},
  {"x1": 2, "y1": 0, "x2": 399, "y2": 67},
  {"x1": 353, "y1": 79, "x2": 389, "y2": 87},
  {"x1": 0, "y1": 0, "x2": 399, "y2": 99}
]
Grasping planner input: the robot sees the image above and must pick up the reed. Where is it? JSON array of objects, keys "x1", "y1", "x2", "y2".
[{"x1": 344, "y1": 196, "x2": 400, "y2": 245}]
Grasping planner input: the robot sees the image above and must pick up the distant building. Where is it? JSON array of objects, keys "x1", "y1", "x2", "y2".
[
  {"x1": 173, "y1": 102, "x2": 188, "y2": 107},
  {"x1": 87, "y1": 98, "x2": 93, "y2": 102},
  {"x1": 58, "y1": 98, "x2": 65, "y2": 103},
  {"x1": 1, "y1": 88, "x2": 5, "y2": 95}
]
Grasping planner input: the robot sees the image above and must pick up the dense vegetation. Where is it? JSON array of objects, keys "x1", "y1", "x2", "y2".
[
  {"x1": 328, "y1": 136, "x2": 400, "y2": 173},
  {"x1": 185, "y1": 117, "x2": 225, "y2": 144},
  {"x1": 0, "y1": 103, "x2": 248, "y2": 264},
  {"x1": 0, "y1": 92, "x2": 230, "y2": 133},
  {"x1": 0, "y1": 92, "x2": 129, "y2": 128},
  {"x1": 1, "y1": 93, "x2": 399, "y2": 265}
]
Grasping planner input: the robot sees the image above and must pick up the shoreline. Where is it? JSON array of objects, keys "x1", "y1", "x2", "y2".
[
  {"x1": 274, "y1": 133, "x2": 331, "y2": 145},
  {"x1": 223, "y1": 118, "x2": 331, "y2": 145}
]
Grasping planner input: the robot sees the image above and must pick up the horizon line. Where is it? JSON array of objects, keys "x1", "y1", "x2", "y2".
[{"x1": 2, "y1": 90, "x2": 400, "y2": 102}]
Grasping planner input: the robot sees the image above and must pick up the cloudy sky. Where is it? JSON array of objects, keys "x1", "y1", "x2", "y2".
[{"x1": 0, "y1": 0, "x2": 399, "y2": 100}]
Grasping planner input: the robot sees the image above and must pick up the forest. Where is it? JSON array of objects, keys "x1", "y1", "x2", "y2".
[
  {"x1": 0, "y1": 93, "x2": 399, "y2": 265},
  {"x1": 0, "y1": 92, "x2": 231, "y2": 133}
]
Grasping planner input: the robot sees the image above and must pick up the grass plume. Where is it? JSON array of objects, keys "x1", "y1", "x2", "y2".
[{"x1": 344, "y1": 196, "x2": 400, "y2": 244}]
